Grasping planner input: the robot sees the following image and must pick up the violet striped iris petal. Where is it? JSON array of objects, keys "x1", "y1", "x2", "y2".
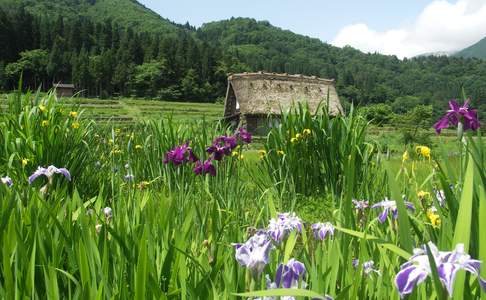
[
  {"x1": 28, "y1": 165, "x2": 71, "y2": 184},
  {"x1": 275, "y1": 258, "x2": 307, "y2": 289},
  {"x1": 267, "y1": 213, "x2": 303, "y2": 242},
  {"x1": 394, "y1": 242, "x2": 486, "y2": 298},
  {"x1": 1, "y1": 176, "x2": 13, "y2": 187},
  {"x1": 311, "y1": 222, "x2": 335, "y2": 240},
  {"x1": 371, "y1": 198, "x2": 415, "y2": 223},
  {"x1": 232, "y1": 232, "x2": 272, "y2": 276},
  {"x1": 352, "y1": 199, "x2": 369, "y2": 210}
]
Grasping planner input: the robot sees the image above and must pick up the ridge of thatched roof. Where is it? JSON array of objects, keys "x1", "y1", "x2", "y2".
[{"x1": 224, "y1": 72, "x2": 342, "y2": 117}]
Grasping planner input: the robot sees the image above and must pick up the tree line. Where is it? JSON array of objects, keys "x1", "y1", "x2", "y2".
[
  {"x1": 1, "y1": 8, "x2": 486, "y2": 122},
  {"x1": 0, "y1": 6, "x2": 238, "y2": 101}
]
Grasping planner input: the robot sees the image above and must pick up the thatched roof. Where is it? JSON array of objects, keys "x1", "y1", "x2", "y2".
[{"x1": 224, "y1": 72, "x2": 342, "y2": 118}]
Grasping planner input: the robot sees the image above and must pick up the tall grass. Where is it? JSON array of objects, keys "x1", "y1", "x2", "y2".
[{"x1": 0, "y1": 91, "x2": 485, "y2": 299}]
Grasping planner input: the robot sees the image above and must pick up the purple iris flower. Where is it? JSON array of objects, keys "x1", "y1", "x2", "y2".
[
  {"x1": 371, "y1": 198, "x2": 415, "y2": 223},
  {"x1": 267, "y1": 213, "x2": 303, "y2": 242},
  {"x1": 206, "y1": 145, "x2": 228, "y2": 161},
  {"x1": 353, "y1": 259, "x2": 380, "y2": 277},
  {"x1": 434, "y1": 99, "x2": 480, "y2": 134},
  {"x1": 103, "y1": 207, "x2": 113, "y2": 221},
  {"x1": 193, "y1": 159, "x2": 216, "y2": 176},
  {"x1": 207, "y1": 135, "x2": 238, "y2": 160},
  {"x1": 362, "y1": 260, "x2": 380, "y2": 276},
  {"x1": 124, "y1": 174, "x2": 134, "y2": 182},
  {"x1": 163, "y1": 141, "x2": 198, "y2": 166},
  {"x1": 28, "y1": 165, "x2": 71, "y2": 184},
  {"x1": 434, "y1": 189, "x2": 446, "y2": 207},
  {"x1": 1, "y1": 176, "x2": 13, "y2": 187},
  {"x1": 352, "y1": 199, "x2": 369, "y2": 210},
  {"x1": 275, "y1": 259, "x2": 306, "y2": 289},
  {"x1": 232, "y1": 231, "x2": 273, "y2": 276},
  {"x1": 311, "y1": 222, "x2": 335, "y2": 240},
  {"x1": 395, "y1": 242, "x2": 486, "y2": 298},
  {"x1": 237, "y1": 127, "x2": 252, "y2": 144}
]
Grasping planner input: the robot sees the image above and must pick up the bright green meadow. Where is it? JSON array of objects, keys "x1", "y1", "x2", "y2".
[{"x1": 0, "y1": 90, "x2": 485, "y2": 299}]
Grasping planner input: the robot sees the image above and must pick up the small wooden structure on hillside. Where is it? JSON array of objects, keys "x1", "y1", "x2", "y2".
[
  {"x1": 223, "y1": 72, "x2": 343, "y2": 135},
  {"x1": 53, "y1": 83, "x2": 75, "y2": 98}
]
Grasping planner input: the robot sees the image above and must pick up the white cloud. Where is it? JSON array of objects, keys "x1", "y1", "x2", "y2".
[{"x1": 331, "y1": 0, "x2": 486, "y2": 58}]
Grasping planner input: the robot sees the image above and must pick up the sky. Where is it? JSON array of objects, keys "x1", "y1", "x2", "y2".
[{"x1": 139, "y1": 0, "x2": 486, "y2": 58}]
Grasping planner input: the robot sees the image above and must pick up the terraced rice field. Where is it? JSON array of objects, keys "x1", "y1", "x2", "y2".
[{"x1": 1, "y1": 94, "x2": 224, "y2": 125}]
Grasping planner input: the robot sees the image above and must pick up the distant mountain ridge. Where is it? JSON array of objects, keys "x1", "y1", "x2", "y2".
[
  {"x1": 456, "y1": 37, "x2": 486, "y2": 59},
  {"x1": 1, "y1": 0, "x2": 486, "y2": 118},
  {"x1": 1, "y1": 0, "x2": 183, "y2": 34}
]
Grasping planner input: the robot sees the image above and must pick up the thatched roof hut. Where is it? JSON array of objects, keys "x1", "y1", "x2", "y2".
[
  {"x1": 223, "y1": 72, "x2": 342, "y2": 135},
  {"x1": 53, "y1": 83, "x2": 75, "y2": 98}
]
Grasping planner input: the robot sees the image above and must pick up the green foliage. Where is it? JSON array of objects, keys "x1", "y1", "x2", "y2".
[
  {"x1": 394, "y1": 105, "x2": 433, "y2": 145},
  {"x1": 5, "y1": 49, "x2": 49, "y2": 88},
  {"x1": 391, "y1": 95, "x2": 424, "y2": 114},
  {"x1": 358, "y1": 103, "x2": 395, "y2": 126},
  {"x1": 261, "y1": 104, "x2": 380, "y2": 198},
  {"x1": 0, "y1": 90, "x2": 486, "y2": 299}
]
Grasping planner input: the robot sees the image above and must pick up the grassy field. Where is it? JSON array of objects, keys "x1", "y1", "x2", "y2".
[
  {"x1": 1, "y1": 91, "x2": 486, "y2": 299},
  {"x1": 1, "y1": 93, "x2": 224, "y2": 125}
]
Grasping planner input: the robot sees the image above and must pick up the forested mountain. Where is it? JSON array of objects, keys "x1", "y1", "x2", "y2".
[
  {"x1": 456, "y1": 37, "x2": 486, "y2": 59},
  {"x1": 0, "y1": 0, "x2": 485, "y2": 119},
  {"x1": 2, "y1": 0, "x2": 183, "y2": 34}
]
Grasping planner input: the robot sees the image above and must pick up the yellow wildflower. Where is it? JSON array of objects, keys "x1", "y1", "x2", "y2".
[
  {"x1": 295, "y1": 133, "x2": 302, "y2": 140},
  {"x1": 69, "y1": 111, "x2": 78, "y2": 118},
  {"x1": 238, "y1": 154, "x2": 244, "y2": 160},
  {"x1": 291, "y1": 137, "x2": 298, "y2": 144},
  {"x1": 427, "y1": 209, "x2": 441, "y2": 228},
  {"x1": 402, "y1": 151, "x2": 409, "y2": 163},
  {"x1": 258, "y1": 150, "x2": 267, "y2": 159},
  {"x1": 417, "y1": 191, "x2": 430, "y2": 199},
  {"x1": 41, "y1": 120, "x2": 49, "y2": 127},
  {"x1": 232, "y1": 151, "x2": 239, "y2": 157},
  {"x1": 138, "y1": 181, "x2": 150, "y2": 190},
  {"x1": 115, "y1": 128, "x2": 121, "y2": 135},
  {"x1": 39, "y1": 105, "x2": 47, "y2": 113},
  {"x1": 110, "y1": 149, "x2": 122, "y2": 155},
  {"x1": 21, "y1": 158, "x2": 29, "y2": 167},
  {"x1": 71, "y1": 122, "x2": 80, "y2": 129},
  {"x1": 416, "y1": 146, "x2": 431, "y2": 160},
  {"x1": 303, "y1": 128, "x2": 311, "y2": 136},
  {"x1": 277, "y1": 150, "x2": 285, "y2": 156},
  {"x1": 135, "y1": 145, "x2": 143, "y2": 150}
]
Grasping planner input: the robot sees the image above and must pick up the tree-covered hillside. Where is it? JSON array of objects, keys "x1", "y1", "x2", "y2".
[
  {"x1": 456, "y1": 37, "x2": 486, "y2": 59},
  {"x1": 0, "y1": 1, "x2": 485, "y2": 119},
  {"x1": 198, "y1": 18, "x2": 486, "y2": 116},
  {"x1": 2, "y1": 0, "x2": 183, "y2": 34},
  {"x1": 0, "y1": 3, "x2": 226, "y2": 101}
]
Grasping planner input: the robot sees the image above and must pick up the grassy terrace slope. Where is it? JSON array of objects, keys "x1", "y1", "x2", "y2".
[{"x1": 0, "y1": 95, "x2": 223, "y2": 125}]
